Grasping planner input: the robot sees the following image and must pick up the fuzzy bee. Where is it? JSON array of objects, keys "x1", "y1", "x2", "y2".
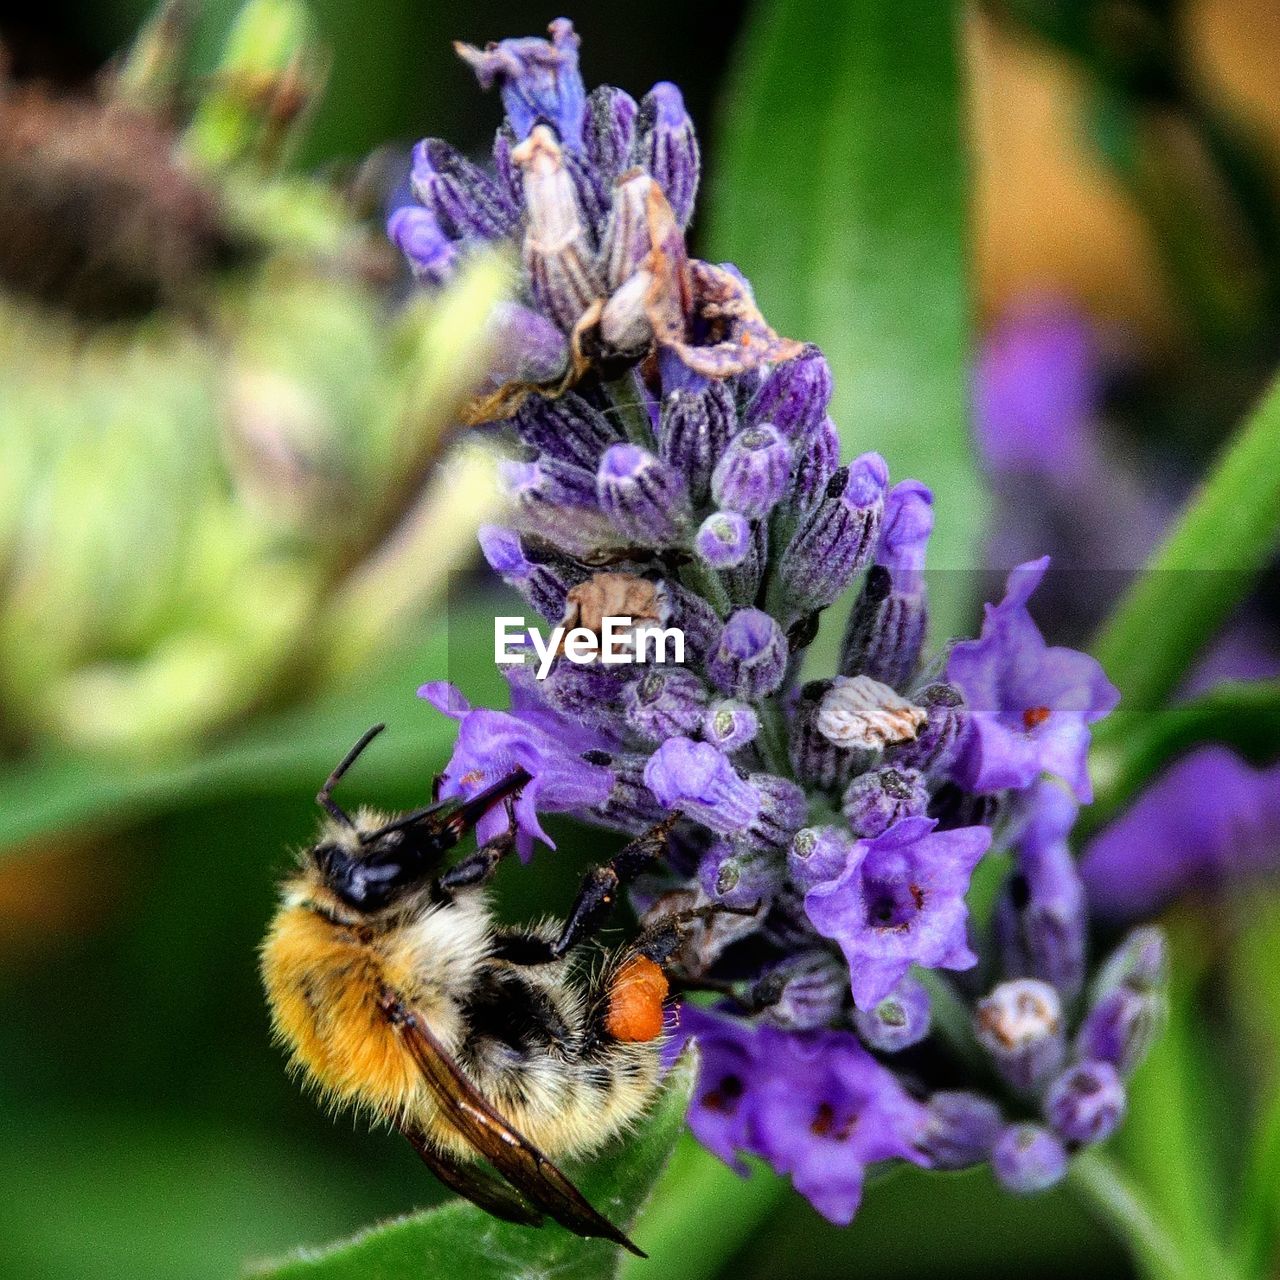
[{"x1": 260, "y1": 724, "x2": 692, "y2": 1255}]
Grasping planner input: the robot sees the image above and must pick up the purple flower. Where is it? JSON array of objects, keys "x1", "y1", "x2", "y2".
[
  {"x1": 803, "y1": 816, "x2": 992, "y2": 1008},
  {"x1": 678, "y1": 1004, "x2": 759, "y2": 1173},
  {"x1": 745, "y1": 1024, "x2": 928, "y2": 1225},
  {"x1": 947, "y1": 558, "x2": 1119, "y2": 801},
  {"x1": 643, "y1": 736, "x2": 759, "y2": 834},
  {"x1": 1082, "y1": 746, "x2": 1280, "y2": 920},
  {"x1": 420, "y1": 680, "x2": 613, "y2": 858}
]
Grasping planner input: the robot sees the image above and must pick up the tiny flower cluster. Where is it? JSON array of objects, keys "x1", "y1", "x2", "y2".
[{"x1": 397, "y1": 21, "x2": 1165, "y2": 1226}]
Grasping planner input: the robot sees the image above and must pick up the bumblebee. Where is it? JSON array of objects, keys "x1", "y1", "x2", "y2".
[{"x1": 260, "y1": 724, "x2": 691, "y2": 1255}]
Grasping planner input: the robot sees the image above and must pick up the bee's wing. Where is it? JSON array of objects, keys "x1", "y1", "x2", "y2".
[
  {"x1": 400, "y1": 1123, "x2": 545, "y2": 1227},
  {"x1": 393, "y1": 1007, "x2": 645, "y2": 1257}
]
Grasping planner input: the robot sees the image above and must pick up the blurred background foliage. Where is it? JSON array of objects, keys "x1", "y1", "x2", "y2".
[{"x1": 2, "y1": 1, "x2": 1280, "y2": 1278}]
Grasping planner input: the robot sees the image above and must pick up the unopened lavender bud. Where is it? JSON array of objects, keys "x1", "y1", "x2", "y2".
[
  {"x1": 711, "y1": 424, "x2": 793, "y2": 519},
  {"x1": 623, "y1": 667, "x2": 709, "y2": 744},
  {"x1": 511, "y1": 125, "x2": 602, "y2": 331},
  {"x1": 997, "y1": 843, "x2": 1087, "y2": 1003},
  {"x1": 585, "y1": 84, "x2": 638, "y2": 185},
  {"x1": 478, "y1": 525, "x2": 575, "y2": 621},
  {"x1": 694, "y1": 511, "x2": 752, "y2": 569},
  {"x1": 492, "y1": 123, "x2": 522, "y2": 207},
  {"x1": 541, "y1": 659, "x2": 634, "y2": 733},
  {"x1": 721, "y1": 518, "x2": 767, "y2": 608},
  {"x1": 839, "y1": 564, "x2": 928, "y2": 688},
  {"x1": 854, "y1": 975, "x2": 931, "y2": 1052},
  {"x1": 707, "y1": 608, "x2": 788, "y2": 699},
  {"x1": 757, "y1": 952, "x2": 848, "y2": 1030},
  {"x1": 778, "y1": 452, "x2": 889, "y2": 613},
  {"x1": 483, "y1": 301, "x2": 570, "y2": 386},
  {"x1": 663, "y1": 580, "x2": 721, "y2": 664},
  {"x1": 499, "y1": 456, "x2": 615, "y2": 558},
  {"x1": 787, "y1": 824, "x2": 854, "y2": 892},
  {"x1": 703, "y1": 699, "x2": 759, "y2": 752},
  {"x1": 886, "y1": 682, "x2": 969, "y2": 776},
  {"x1": 748, "y1": 773, "x2": 808, "y2": 852},
  {"x1": 658, "y1": 381, "x2": 735, "y2": 506},
  {"x1": 842, "y1": 766, "x2": 929, "y2": 839},
  {"x1": 788, "y1": 680, "x2": 866, "y2": 792},
  {"x1": 600, "y1": 169, "x2": 654, "y2": 290},
  {"x1": 636, "y1": 82, "x2": 699, "y2": 228},
  {"x1": 1094, "y1": 926, "x2": 1169, "y2": 998},
  {"x1": 920, "y1": 1092, "x2": 1004, "y2": 1171},
  {"x1": 387, "y1": 206, "x2": 457, "y2": 283},
  {"x1": 1077, "y1": 985, "x2": 1164, "y2": 1077},
  {"x1": 817, "y1": 675, "x2": 927, "y2": 752},
  {"x1": 975, "y1": 979, "x2": 1065, "y2": 1092},
  {"x1": 699, "y1": 839, "x2": 783, "y2": 909},
  {"x1": 513, "y1": 391, "x2": 619, "y2": 470},
  {"x1": 409, "y1": 138, "x2": 515, "y2": 241},
  {"x1": 877, "y1": 479, "x2": 934, "y2": 593},
  {"x1": 597, "y1": 443, "x2": 691, "y2": 546},
  {"x1": 585, "y1": 748, "x2": 668, "y2": 834},
  {"x1": 746, "y1": 344, "x2": 832, "y2": 440},
  {"x1": 1044, "y1": 1061, "x2": 1126, "y2": 1146},
  {"x1": 644, "y1": 736, "x2": 759, "y2": 834},
  {"x1": 790, "y1": 415, "x2": 840, "y2": 512},
  {"x1": 992, "y1": 1124, "x2": 1068, "y2": 1194}
]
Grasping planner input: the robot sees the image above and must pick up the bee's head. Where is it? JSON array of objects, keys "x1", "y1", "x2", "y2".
[{"x1": 309, "y1": 814, "x2": 459, "y2": 914}]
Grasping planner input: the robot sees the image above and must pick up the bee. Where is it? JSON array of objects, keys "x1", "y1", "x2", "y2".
[{"x1": 260, "y1": 724, "x2": 694, "y2": 1255}]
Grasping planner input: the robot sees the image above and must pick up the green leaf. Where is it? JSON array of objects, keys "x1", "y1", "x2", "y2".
[
  {"x1": 1092, "y1": 374, "x2": 1280, "y2": 712},
  {"x1": 707, "y1": 0, "x2": 985, "y2": 647},
  {"x1": 1084, "y1": 676, "x2": 1280, "y2": 837},
  {"x1": 248, "y1": 1047, "x2": 699, "y2": 1280}
]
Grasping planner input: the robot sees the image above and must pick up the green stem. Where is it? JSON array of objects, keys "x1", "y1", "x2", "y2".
[
  {"x1": 755, "y1": 697, "x2": 792, "y2": 779},
  {"x1": 603, "y1": 372, "x2": 657, "y2": 447},
  {"x1": 679, "y1": 560, "x2": 733, "y2": 619},
  {"x1": 1091, "y1": 373, "x2": 1280, "y2": 713},
  {"x1": 1068, "y1": 1151, "x2": 1202, "y2": 1280},
  {"x1": 1235, "y1": 1075, "x2": 1280, "y2": 1279}
]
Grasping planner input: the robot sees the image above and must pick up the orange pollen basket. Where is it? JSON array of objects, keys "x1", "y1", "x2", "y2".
[{"x1": 603, "y1": 955, "x2": 669, "y2": 1043}]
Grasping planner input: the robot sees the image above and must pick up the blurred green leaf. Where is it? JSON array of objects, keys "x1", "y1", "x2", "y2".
[
  {"x1": 249, "y1": 1047, "x2": 698, "y2": 1280},
  {"x1": 1092, "y1": 373, "x2": 1280, "y2": 712},
  {"x1": 0, "y1": 601, "x2": 503, "y2": 856},
  {"x1": 1085, "y1": 677, "x2": 1280, "y2": 836},
  {"x1": 707, "y1": 0, "x2": 984, "y2": 648}
]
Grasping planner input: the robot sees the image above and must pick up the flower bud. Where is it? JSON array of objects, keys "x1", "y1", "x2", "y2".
[
  {"x1": 711, "y1": 424, "x2": 793, "y2": 519},
  {"x1": 778, "y1": 453, "x2": 889, "y2": 614},
  {"x1": 756, "y1": 952, "x2": 848, "y2": 1030},
  {"x1": 746, "y1": 344, "x2": 832, "y2": 440},
  {"x1": 636, "y1": 82, "x2": 699, "y2": 228},
  {"x1": 747, "y1": 773, "x2": 808, "y2": 852},
  {"x1": 499, "y1": 456, "x2": 616, "y2": 558},
  {"x1": 1076, "y1": 985, "x2": 1164, "y2": 1078},
  {"x1": 1093, "y1": 926, "x2": 1169, "y2": 998},
  {"x1": 596, "y1": 443, "x2": 691, "y2": 546},
  {"x1": 513, "y1": 391, "x2": 619, "y2": 471},
  {"x1": 789, "y1": 415, "x2": 840, "y2": 512},
  {"x1": 541, "y1": 658, "x2": 635, "y2": 733},
  {"x1": 387, "y1": 206, "x2": 457, "y2": 283},
  {"x1": 694, "y1": 511, "x2": 752, "y2": 569},
  {"x1": 1044, "y1": 1061, "x2": 1126, "y2": 1146},
  {"x1": 477, "y1": 525, "x2": 578, "y2": 622},
  {"x1": 663, "y1": 580, "x2": 721, "y2": 664},
  {"x1": 787, "y1": 824, "x2": 854, "y2": 893},
  {"x1": 788, "y1": 680, "x2": 868, "y2": 792},
  {"x1": 816, "y1": 676, "x2": 928, "y2": 752},
  {"x1": 839, "y1": 564, "x2": 927, "y2": 688},
  {"x1": 600, "y1": 169, "x2": 654, "y2": 290},
  {"x1": 854, "y1": 975, "x2": 931, "y2": 1052},
  {"x1": 877, "y1": 479, "x2": 933, "y2": 593},
  {"x1": 842, "y1": 766, "x2": 929, "y2": 839},
  {"x1": 699, "y1": 839, "x2": 783, "y2": 909},
  {"x1": 585, "y1": 749, "x2": 669, "y2": 834},
  {"x1": 975, "y1": 979, "x2": 1065, "y2": 1092},
  {"x1": 707, "y1": 608, "x2": 788, "y2": 699},
  {"x1": 585, "y1": 84, "x2": 638, "y2": 186},
  {"x1": 511, "y1": 125, "x2": 602, "y2": 331},
  {"x1": 885, "y1": 683, "x2": 969, "y2": 777},
  {"x1": 483, "y1": 301, "x2": 570, "y2": 386},
  {"x1": 702, "y1": 699, "x2": 759, "y2": 753},
  {"x1": 658, "y1": 381, "x2": 736, "y2": 505},
  {"x1": 643, "y1": 736, "x2": 759, "y2": 834},
  {"x1": 992, "y1": 1124, "x2": 1068, "y2": 1194},
  {"x1": 920, "y1": 1092, "x2": 1004, "y2": 1171},
  {"x1": 996, "y1": 841, "x2": 1087, "y2": 1003},
  {"x1": 409, "y1": 138, "x2": 515, "y2": 241},
  {"x1": 623, "y1": 667, "x2": 709, "y2": 744}
]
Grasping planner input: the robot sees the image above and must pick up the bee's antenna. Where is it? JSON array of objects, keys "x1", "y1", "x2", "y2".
[{"x1": 317, "y1": 723, "x2": 386, "y2": 829}]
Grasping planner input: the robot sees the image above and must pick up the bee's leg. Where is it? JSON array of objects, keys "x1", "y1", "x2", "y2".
[
  {"x1": 436, "y1": 799, "x2": 518, "y2": 893},
  {"x1": 492, "y1": 814, "x2": 681, "y2": 966}
]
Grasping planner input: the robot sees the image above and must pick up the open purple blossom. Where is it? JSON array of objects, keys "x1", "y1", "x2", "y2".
[
  {"x1": 947, "y1": 557, "x2": 1119, "y2": 801},
  {"x1": 804, "y1": 816, "x2": 991, "y2": 1008},
  {"x1": 403, "y1": 19, "x2": 1154, "y2": 1231}
]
